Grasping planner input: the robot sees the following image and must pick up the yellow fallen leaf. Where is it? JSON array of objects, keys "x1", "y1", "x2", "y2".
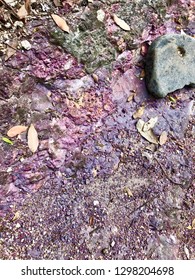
[
  {"x1": 186, "y1": 219, "x2": 195, "y2": 230},
  {"x1": 27, "y1": 124, "x2": 39, "y2": 153},
  {"x1": 186, "y1": 225, "x2": 192, "y2": 230},
  {"x1": 169, "y1": 96, "x2": 177, "y2": 103},
  {"x1": 113, "y1": 14, "x2": 130, "y2": 31},
  {"x1": 7, "y1": 125, "x2": 28, "y2": 137},
  {"x1": 2, "y1": 137, "x2": 13, "y2": 145},
  {"x1": 51, "y1": 14, "x2": 70, "y2": 33},
  {"x1": 12, "y1": 211, "x2": 20, "y2": 221},
  {"x1": 159, "y1": 131, "x2": 168, "y2": 145}
]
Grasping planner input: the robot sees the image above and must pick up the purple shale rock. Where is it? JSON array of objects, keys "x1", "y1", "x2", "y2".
[{"x1": 145, "y1": 34, "x2": 195, "y2": 98}]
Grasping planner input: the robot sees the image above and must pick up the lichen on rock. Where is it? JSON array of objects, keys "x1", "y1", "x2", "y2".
[{"x1": 50, "y1": 8, "x2": 117, "y2": 73}]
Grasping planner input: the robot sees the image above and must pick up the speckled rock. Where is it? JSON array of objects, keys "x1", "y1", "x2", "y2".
[{"x1": 145, "y1": 34, "x2": 195, "y2": 98}]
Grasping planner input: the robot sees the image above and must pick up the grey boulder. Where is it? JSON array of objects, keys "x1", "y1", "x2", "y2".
[{"x1": 145, "y1": 34, "x2": 195, "y2": 98}]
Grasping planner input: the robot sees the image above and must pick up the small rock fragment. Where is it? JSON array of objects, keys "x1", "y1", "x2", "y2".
[
  {"x1": 21, "y1": 40, "x2": 31, "y2": 50},
  {"x1": 97, "y1": 9, "x2": 105, "y2": 22},
  {"x1": 93, "y1": 200, "x2": 99, "y2": 206},
  {"x1": 145, "y1": 34, "x2": 195, "y2": 98}
]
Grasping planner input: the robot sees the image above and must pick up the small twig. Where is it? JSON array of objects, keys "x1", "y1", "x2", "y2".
[
  {"x1": 89, "y1": 226, "x2": 101, "y2": 236},
  {"x1": 154, "y1": 157, "x2": 184, "y2": 186},
  {"x1": 0, "y1": 0, "x2": 21, "y2": 20},
  {"x1": 4, "y1": 42, "x2": 18, "y2": 52}
]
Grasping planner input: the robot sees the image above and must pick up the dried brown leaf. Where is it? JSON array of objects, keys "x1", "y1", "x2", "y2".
[
  {"x1": 89, "y1": 216, "x2": 94, "y2": 227},
  {"x1": 159, "y1": 131, "x2": 168, "y2": 145},
  {"x1": 7, "y1": 125, "x2": 28, "y2": 137},
  {"x1": 124, "y1": 187, "x2": 133, "y2": 197},
  {"x1": 12, "y1": 211, "x2": 20, "y2": 221},
  {"x1": 143, "y1": 116, "x2": 158, "y2": 132},
  {"x1": 17, "y1": 4, "x2": 28, "y2": 19},
  {"x1": 113, "y1": 14, "x2": 130, "y2": 31},
  {"x1": 27, "y1": 124, "x2": 39, "y2": 153},
  {"x1": 133, "y1": 105, "x2": 145, "y2": 119},
  {"x1": 92, "y1": 73, "x2": 99, "y2": 83},
  {"x1": 136, "y1": 119, "x2": 158, "y2": 144},
  {"x1": 51, "y1": 14, "x2": 70, "y2": 33}
]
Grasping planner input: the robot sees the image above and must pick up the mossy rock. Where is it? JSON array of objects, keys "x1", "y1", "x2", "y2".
[{"x1": 50, "y1": 9, "x2": 117, "y2": 73}]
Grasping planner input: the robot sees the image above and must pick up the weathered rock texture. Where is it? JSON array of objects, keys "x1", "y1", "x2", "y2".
[{"x1": 145, "y1": 34, "x2": 195, "y2": 98}]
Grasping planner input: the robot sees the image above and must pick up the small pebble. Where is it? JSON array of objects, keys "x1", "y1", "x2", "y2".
[
  {"x1": 14, "y1": 21, "x2": 24, "y2": 28},
  {"x1": 5, "y1": 22, "x2": 11, "y2": 28},
  {"x1": 93, "y1": 200, "x2": 99, "y2": 206},
  {"x1": 21, "y1": 40, "x2": 31, "y2": 50},
  {"x1": 7, "y1": 167, "x2": 12, "y2": 172},
  {"x1": 101, "y1": 248, "x2": 109, "y2": 255}
]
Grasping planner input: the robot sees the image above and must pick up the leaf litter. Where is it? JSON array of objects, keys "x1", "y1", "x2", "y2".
[
  {"x1": 113, "y1": 14, "x2": 130, "y2": 31},
  {"x1": 133, "y1": 105, "x2": 145, "y2": 119},
  {"x1": 27, "y1": 124, "x2": 39, "y2": 153},
  {"x1": 17, "y1": 4, "x2": 29, "y2": 19},
  {"x1": 0, "y1": 1, "x2": 193, "y2": 257},
  {"x1": 136, "y1": 118, "x2": 158, "y2": 144},
  {"x1": 159, "y1": 131, "x2": 168, "y2": 145},
  {"x1": 143, "y1": 116, "x2": 158, "y2": 132},
  {"x1": 7, "y1": 125, "x2": 28, "y2": 137},
  {"x1": 51, "y1": 14, "x2": 70, "y2": 33}
]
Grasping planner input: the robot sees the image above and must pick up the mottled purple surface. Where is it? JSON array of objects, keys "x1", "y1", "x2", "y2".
[{"x1": 0, "y1": 0, "x2": 194, "y2": 259}]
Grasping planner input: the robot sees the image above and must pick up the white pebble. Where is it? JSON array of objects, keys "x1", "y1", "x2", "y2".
[
  {"x1": 7, "y1": 167, "x2": 12, "y2": 172},
  {"x1": 93, "y1": 200, "x2": 99, "y2": 206},
  {"x1": 15, "y1": 223, "x2": 21, "y2": 228},
  {"x1": 21, "y1": 40, "x2": 31, "y2": 50}
]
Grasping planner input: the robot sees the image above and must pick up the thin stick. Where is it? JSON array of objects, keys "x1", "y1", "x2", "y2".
[{"x1": 0, "y1": 0, "x2": 21, "y2": 20}]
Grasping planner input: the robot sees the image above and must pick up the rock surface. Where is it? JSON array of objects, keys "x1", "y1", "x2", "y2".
[
  {"x1": 0, "y1": 1, "x2": 194, "y2": 261},
  {"x1": 145, "y1": 34, "x2": 195, "y2": 98}
]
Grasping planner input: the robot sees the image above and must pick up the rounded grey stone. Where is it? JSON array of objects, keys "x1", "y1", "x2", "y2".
[{"x1": 145, "y1": 34, "x2": 195, "y2": 98}]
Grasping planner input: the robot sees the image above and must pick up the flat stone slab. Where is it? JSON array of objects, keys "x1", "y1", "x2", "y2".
[{"x1": 145, "y1": 34, "x2": 195, "y2": 98}]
